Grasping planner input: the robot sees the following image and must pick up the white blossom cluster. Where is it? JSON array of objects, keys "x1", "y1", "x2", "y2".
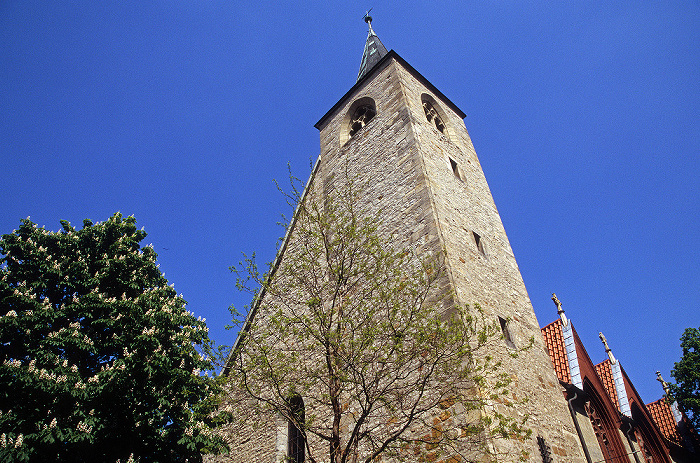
[
  {"x1": 182, "y1": 420, "x2": 215, "y2": 440},
  {"x1": 99, "y1": 360, "x2": 126, "y2": 373},
  {"x1": 3, "y1": 359, "x2": 21, "y2": 368},
  {"x1": 0, "y1": 432, "x2": 23, "y2": 448},
  {"x1": 141, "y1": 326, "x2": 156, "y2": 336},
  {"x1": 3, "y1": 354, "x2": 102, "y2": 391},
  {"x1": 114, "y1": 453, "x2": 138, "y2": 463},
  {"x1": 76, "y1": 421, "x2": 92, "y2": 434},
  {"x1": 46, "y1": 326, "x2": 93, "y2": 347}
]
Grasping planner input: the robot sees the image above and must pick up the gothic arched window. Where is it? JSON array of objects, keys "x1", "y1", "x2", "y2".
[
  {"x1": 585, "y1": 401, "x2": 613, "y2": 460},
  {"x1": 349, "y1": 105, "x2": 376, "y2": 137},
  {"x1": 423, "y1": 100, "x2": 445, "y2": 134},
  {"x1": 340, "y1": 97, "x2": 377, "y2": 145},
  {"x1": 287, "y1": 395, "x2": 305, "y2": 463}
]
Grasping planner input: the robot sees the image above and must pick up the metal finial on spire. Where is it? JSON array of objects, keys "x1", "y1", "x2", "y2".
[
  {"x1": 657, "y1": 371, "x2": 671, "y2": 397},
  {"x1": 599, "y1": 332, "x2": 617, "y2": 364},
  {"x1": 363, "y1": 9, "x2": 374, "y2": 34},
  {"x1": 356, "y1": 8, "x2": 387, "y2": 82},
  {"x1": 552, "y1": 293, "x2": 568, "y2": 326}
]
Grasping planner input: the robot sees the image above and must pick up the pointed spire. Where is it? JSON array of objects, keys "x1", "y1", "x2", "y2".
[
  {"x1": 357, "y1": 12, "x2": 388, "y2": 82},
  {"x1": 600, "y1": 332, "x2": 632, "y2": 417},
  {"x1": 552, "y1": 294, "x2": 582, "y2": 388}
]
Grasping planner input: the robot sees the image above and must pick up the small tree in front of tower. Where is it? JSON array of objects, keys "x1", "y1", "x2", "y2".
[
  {"x1": 226, "y1": 173, "x2": 530, "y2": 463},
  {"x1": 0, "y1": 214, "x2": 228, "y2": 462}
]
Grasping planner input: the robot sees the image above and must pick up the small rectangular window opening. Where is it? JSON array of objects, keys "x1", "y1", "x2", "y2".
[
  {"x1": 472, "y1": 231, "x2": 486, "y2": 257},
  {"x1": 498, "y1": 316, "x2": 515, "y2": 349},
  {"x1": 449, "y1": 158, "x2": 460, "y2": 179}
]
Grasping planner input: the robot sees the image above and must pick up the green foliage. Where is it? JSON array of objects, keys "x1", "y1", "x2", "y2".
[
  {"x1": 671, "y1": 327, "x2": 700, "y2": 429},
  {"x1": 0, "y1": 213, "x2": 227, "y2": 462},
  {"x1": 226, "y1": 173, "x2": 529, "y2": 463}
]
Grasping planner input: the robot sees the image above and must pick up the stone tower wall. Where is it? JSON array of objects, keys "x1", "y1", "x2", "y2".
[
  {"x1": 316, "y1": 56, "x2": 588, "y2": 461},
  {"x1": 318, "y1": 60, "x2": 444, "y2": 259},
  {"x1": 389, "y1": 61, "x2": 587, "y2": 461},
  {"x1": 212, "y1": 54, "x2": 589, "y2": 462}
]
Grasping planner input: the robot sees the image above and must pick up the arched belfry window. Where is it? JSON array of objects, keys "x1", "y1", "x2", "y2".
[
  {"x1": 341, "y1": 97, "x2": 377, "y2": 145},
  {"x1": 423, "y1": 99, "x2": 446, "y2": 134},
  {"x1": 287, "y1": 395, "x2": 305, "y2": 463},
  {"x1": 349, "y1": 105, "x2": 376, "y2": 137}
]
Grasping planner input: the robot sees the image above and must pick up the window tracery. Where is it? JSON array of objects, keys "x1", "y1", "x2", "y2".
[
  {"x1": 423, "y1": 100, "x2": 445, "y2": 134},
  {"x1": 349, "y1": 105, "x2": 376, "y2": 137},
  {"x1": 585, "y1": 401, "x2": 614, "y2": 461}
]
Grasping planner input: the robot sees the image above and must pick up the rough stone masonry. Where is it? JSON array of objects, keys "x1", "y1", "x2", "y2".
[{"x1": 210, "y1": 45, "x2": 589, "y2": 463}]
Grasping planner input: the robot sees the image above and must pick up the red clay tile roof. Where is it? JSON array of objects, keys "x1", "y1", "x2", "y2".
[
  {"x1": 647, "y1": 398, "x2": 683, "y2": 446},
  {"x1": 594, "y1": 359, "x2": 620, "y2": 410},
  {"x1": 541, "y1": 319, "x2": 571, "y2": 384}
]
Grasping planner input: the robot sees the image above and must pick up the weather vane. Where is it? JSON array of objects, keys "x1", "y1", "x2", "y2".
[{"x1": 363, "y1": 8, "x2": 373, "y2": 25}]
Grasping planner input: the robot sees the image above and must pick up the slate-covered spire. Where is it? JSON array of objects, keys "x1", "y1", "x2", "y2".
[
  {"x1": 357, "y1": 13, "x2": 388, "y2": 82},
  {"x1": 657, "y1": 371, "x2": 684, "y2": 423},
  {"x1": 599, "y1": 332, "x2": 632, "y2": 417},
  {"x1": 552, "y1": 294, "x2": 583, "y2": 389}
]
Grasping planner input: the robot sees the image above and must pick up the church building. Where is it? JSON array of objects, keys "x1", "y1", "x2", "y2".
[
  {"x1": 541, "y1": 295, "x2": 698, "y2": 463},
  {"x1": 212, "y1": 18, "x2": 695, "y2": 463}
]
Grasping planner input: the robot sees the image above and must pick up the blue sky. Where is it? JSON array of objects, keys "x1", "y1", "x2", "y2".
[{"x1": 1, "y1": 1, "x2": 698, "y2": 405}]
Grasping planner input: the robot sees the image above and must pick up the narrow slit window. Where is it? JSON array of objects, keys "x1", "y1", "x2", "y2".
[
  {"x1": 287, "y1": 395, "x2": 305, "y2": 463},
  {"x1": 473, "y1": 231, "x2": 485, "y2": 257},
  {"x1": 449, "y1": 158, "x2": 460, "y2": 179},
  {"x1": 498, "y1": 316, "x2": 515, "y2": 349}
]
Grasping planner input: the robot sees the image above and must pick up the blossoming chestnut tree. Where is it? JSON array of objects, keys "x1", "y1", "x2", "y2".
[{"x1": 0, "y1": 213, "x2": 228, "y2": 462}]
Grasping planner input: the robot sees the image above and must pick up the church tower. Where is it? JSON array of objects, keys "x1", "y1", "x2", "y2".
[
  {"x1": 311, "y1": 17, "x2": 587, "y2": 462},
  {"x1": 218, "y1": 17, "x2": 589, "y2": 463}
]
